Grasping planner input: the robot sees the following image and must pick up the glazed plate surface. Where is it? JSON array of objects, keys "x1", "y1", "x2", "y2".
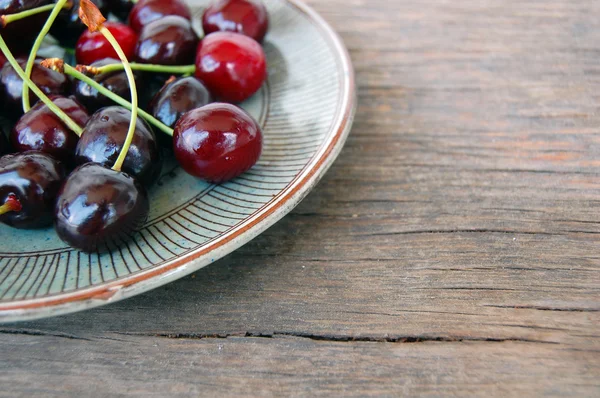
[{"x1": 0, "y1": 0, "x2": 355, "y2": 322}]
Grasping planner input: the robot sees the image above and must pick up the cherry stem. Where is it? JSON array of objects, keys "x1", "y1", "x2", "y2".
[
  {"x1": 0, "y1": 2, "x2": 71, "y2": 27},
  {"x1": 0, "y1": 194, "x2": 22, "y2": 216},
  {"x1": 23, "y1": 0, "x2": 70, "y2": 112},
  {"x1": 0, "y1": 35, "x2": 83, "y2": 136},
  {"x1": 80, "y1": 62, "x2": 195, "y2": 76},
  {"x1": 97, "y1": 26, "x2": 139, "y2": 172},
  {"x1": 61, "y1": 63, "x2": 174, "y2": 136}
]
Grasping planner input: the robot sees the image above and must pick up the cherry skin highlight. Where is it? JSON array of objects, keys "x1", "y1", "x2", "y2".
[
  {"x1": 75, "y1": 21, "x2": 138, "y2": 66},
  {"x1": 0, "y1": 151, "x2": 65, "y2": 229},
  {"x1": 203, "y1": 0, "x2": 269, "y2": 42},
  {"x1": 173, "y1": 103, "x2": 262, "y2": 183},
  {"x1": 195, "y1": 31, "x2": 267, "y2": 103},
  {"x1": 54, "y1": 163, "x2": 149, "y2": 252},
  {"x1": 75, "y1": 106, "x2": 162, "y2": 187},
  {"x1": 11, "y1": 95, "x2": 89, "y2": 163},
  {"x1": 135, "y1": 15, "x2": 198, "y2": 66},
  {"x1": 150, "y1": 76, "x2": 212, "y2": 129},
  {"x1": 128, "y1": 0, "x2": 192, "y2": 33},
  {"x1": 0, "y1": 58, "x2": 68, "y2": 117}
]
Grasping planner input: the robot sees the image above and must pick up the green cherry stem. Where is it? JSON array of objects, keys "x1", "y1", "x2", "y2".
[
  {"x1": 62, "y1": 63, "x2": 174, "y2": 136},
  {"x1": 0, "y1": 2, "x2": 71, "y2": 27},
  {"x1": 99, "y1": 25, "x2": 139, "y2": 172},
  {"x1": 81, "y1": 62, "x2": 195, "y2": 76},
  {"x1": 0, "y1": 35, "x2": 83, "y2": 136},
  {"x1": 22, "y1": 0, "x2": 71, "y2": 112}
]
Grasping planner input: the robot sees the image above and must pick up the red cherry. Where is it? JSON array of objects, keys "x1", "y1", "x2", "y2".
[
  {"x1": 173, "y1": 103, "x2": 262, "y2": 183},
  {"x1": 135, "y1": 16, "x2": 198, "y2": 65},
  {"x1": 128, "y1": 0, "x2": 192, "y2": 33},
  {"x1": 203, "y1": 0, "x2": 269, "y2": 42},
  {"x1": 75, "y1": 21, "x2": 138, "y2": 66},
  {"x1": 0, "y1": 53, "x2": 7, "y2": 69},
  {"x1": 11, "y1": 95, "x2": 89, "y2": 163},
  {"x1": 195, "y1": 32, "x2": 267, "y2": 103}
]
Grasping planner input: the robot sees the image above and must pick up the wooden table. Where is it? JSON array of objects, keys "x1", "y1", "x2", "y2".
[{"x1": 2, "y1": 0, "x2": 599, "y2": 396}]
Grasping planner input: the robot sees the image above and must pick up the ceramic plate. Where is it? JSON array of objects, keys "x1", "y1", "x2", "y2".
[{"x1": 0, "y1": 0, "x2": 355, "y2": 322}]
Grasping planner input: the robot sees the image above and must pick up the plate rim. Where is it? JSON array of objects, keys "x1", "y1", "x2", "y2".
[{"x1": 0, "y1": 0, "x2": 356, "y2": 322}]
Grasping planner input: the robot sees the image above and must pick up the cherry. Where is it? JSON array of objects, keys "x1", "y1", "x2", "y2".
[
  {"x1": 105, "y1": 0, "x2": 133, "y2": 20},
  {"x1": 0, "y1": 0, "x2": 51, "y2": 53},
  {"x1": 72, "y1": 58, "x2": 138, "y2": 112},
  {"x1": 173, "y1": 103, "x2": 262, "y2": 182},
  {"x1": 150, "y1": 76, "x2": 212, "y2": 129},
  {"x1": 54, "y1": 162, "x2": 149, "y2": 252},
  {"x1": 0, "y1": 52, "x2": 7, "y2": 69},
  {"x1": 11, "y1": 95, "x2": 89, "y2": 162},
  {"x1": 195, "y1": 32, "x2": 266, "y2": 103},
  {"x1": 135, "y1": 15, "x2": 198, "y2": 66},
  {"x1": 203, "y1": 0, "x2": 268, "y2": 43},
  {"x1": 50, "y1": 0, "x2": 110, "y2": 47},
  {"x1": 75, "y1": 106, "x2": 162, "y2": 186},
  {"x1": 75, "y1": 21, "x2": 137, "y2": 66},
  {"x1": 0, "y1": 151, "x2": 65, "y2": 229},
  {"x1": 128, "y1": 0, "x2": 191, "y2": 33},
  {"x1": 0, "y1": 57, "x2": 68, "y2": 117}
]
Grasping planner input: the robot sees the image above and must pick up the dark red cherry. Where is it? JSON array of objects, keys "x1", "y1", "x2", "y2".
[
  {"x1": 135, "y1": 16, "x2": 198, "y2": 65},
  {"x1": 54, "y1": 163, "x2": 149, "y2": 252},
  {"x1": 105, "y1": 0, "x2": 134, "y2": 20},
  {"x1": 75, "y1": 106, "x2": 162, "y2": 186},
  {"x1": 0, "y1": 151, "x2": 65, "y2": 229},
  {"x1": 150, "y1": 76, "x2": 212, "y2": 128},
  {"x1": 11, "y1": 95, "x2": 89, "y2": 162},
  {"x1": 128, "y1": 0, "x2": 191, "y2": 33},
  {"x1": 0, "y1": 53, "x2": 7, "y2": 70},
  {"x1": 203, "y1": 0, "x2": 268, "y2": 42},
  {"x1": 0, "y1": 0, "x2": 51, "y2": 53},
  {"x1": 173, "y1": 103, "x2": 262, "y2": 182},
  {"x1": 50, "y1": 0, "x2": 110, "y2": 47},
  {"x1": 75, "y1": 21, "x2": 137, "y2": 66},
  {"x1": 195, "y1": 32, "x2": 267, "y2": 103},
  {"x1": 72, "y1": 58, "x2": 137, "y2": 112},
  {"x1": 0, "y1": 58, "x2": 68, "y2": 117}
]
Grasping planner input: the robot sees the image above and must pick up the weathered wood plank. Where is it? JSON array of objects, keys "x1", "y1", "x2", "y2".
[
  {"x1": 1, "y1": 334, "x2": 597, "y2": 397},
  {"x1": 2, "y1": 0, "x2": 600, "y2": 395}
]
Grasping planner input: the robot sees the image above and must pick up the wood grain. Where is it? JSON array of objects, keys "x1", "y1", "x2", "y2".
[{"x1": 2, "y1": 0, "x2": 600, "y2": 396}]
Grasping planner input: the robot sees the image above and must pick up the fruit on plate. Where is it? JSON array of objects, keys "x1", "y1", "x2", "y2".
[
  {"x1": 0, "y1": 151, "x2": 65, "y2": 229},
  {"x1": 128, "y1": 0, "x2": 191, "y2": 33},
  {"x1": 150, "y1": 76, "x2": 212, "y2": 129},
  {"x1": 135, "y1": 15, "x2": 198, "y2": 65},
  {"x1": 0, "y1": 0, "x2": 269, "y2": 251},
  {"x1": 54, "y1": 162, "x2": 149, "y2": 252},
  {"x1": 203, "y1": 0, "x2": 269, "y2": 42},
  {"x1": 76, "y1": 21, "x2": 137, "y2": 66},
  {"x1": 11, "y1": 95, "x2": 89, "y2": 162},
  {"x1": 75, "y1": 106, "x2": 162, "y2": 187},
  {"x1": 173, "y1": 102, "x2": 262, "y2": 183},
  {"x1": 195, "y1": 31, "x2": 267, "y2": 103}
]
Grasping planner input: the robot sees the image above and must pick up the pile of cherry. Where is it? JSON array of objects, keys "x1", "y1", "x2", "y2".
[{"x1": 0, "y1": 0, "x2": 269, "y2": 252}]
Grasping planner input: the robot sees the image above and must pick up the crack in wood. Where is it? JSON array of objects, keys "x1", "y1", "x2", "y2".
[
  {"x1": 109, "y1": 331, "x2": 560, "y2": 345},
  {"x1": 356, "y1": 229, "x2": 561, "y2": 237},
  {"x1": 0, "y1": 329, "x2": 91, "y2": 341},
  {"x1": 483, "y1": 305, "x2": 600, "y2": 312}
]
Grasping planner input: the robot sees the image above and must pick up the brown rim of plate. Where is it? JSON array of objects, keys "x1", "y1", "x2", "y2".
[{"x1": 0, "y1": 0, "x2": 356, "y2": 316}]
